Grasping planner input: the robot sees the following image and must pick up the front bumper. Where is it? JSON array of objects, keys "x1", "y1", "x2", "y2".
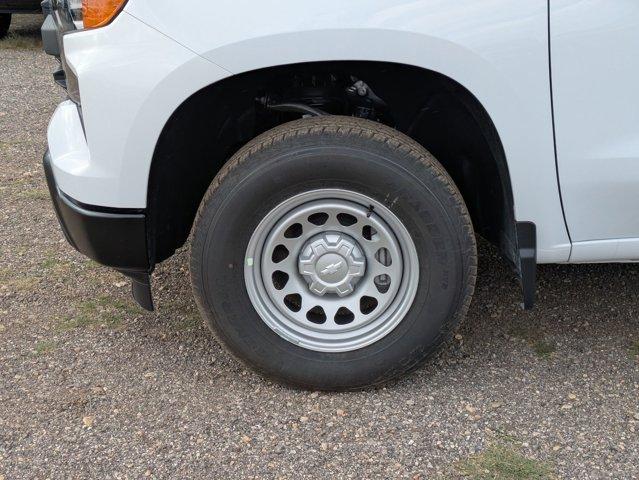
[
  {"x1": 45, "y1": 101, "x2": 151, "y2": 275},
  {"x1": 43, "y1": 151, "x2": 154, "y2": 310},
  {"x1": 40, "y1": 2, "x2": 158, "y2": 310},
  {"x1": 43, "y1": 151, "x2": 149, "y2": 271}
]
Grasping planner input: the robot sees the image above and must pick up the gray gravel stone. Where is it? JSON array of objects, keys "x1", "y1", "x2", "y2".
[{"x1": 1, "y1": 15, "x2": 638, "y2": 480}]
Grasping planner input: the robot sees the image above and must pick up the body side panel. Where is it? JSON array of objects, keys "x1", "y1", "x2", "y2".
[
  {"x1": 550, "y1": 0, "x2": 639, "y2": 254},
  {"x1": 60, "y1": 1, "x2": 572, "y2": 262},
  {"x1": 126, "y1": 0, "x2": 570, "y2": 262}
]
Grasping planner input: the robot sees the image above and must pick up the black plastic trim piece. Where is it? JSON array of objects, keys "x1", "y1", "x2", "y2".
[
  {"x1": 52, "y1": 67, "x2": 67, "y2": 89},
  {"x1": 43, "y1": 151, "x2": 150, "y2": 271},
  {"x1": 124, "y1": 270, "x2": 154, "y2": 311},
  {"x1": 515, "y1": 221, "x2": 537, "y2": 310},
  {"x1": 43, "y1": 151, "x2": 155, "y2": 310}
]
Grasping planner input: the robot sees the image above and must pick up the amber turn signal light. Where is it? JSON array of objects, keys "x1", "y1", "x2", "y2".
[{"x1": 82, "y1": 0, "x2": 128, "y2": 29}]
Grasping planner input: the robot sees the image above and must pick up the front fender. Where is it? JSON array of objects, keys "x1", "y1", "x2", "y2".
[
  {"x1": 61, "y1": 12, "x2": 230, "y2": 208},
  {"x1": 126, "y1": 0, "x2": 570, "y2": 261}
]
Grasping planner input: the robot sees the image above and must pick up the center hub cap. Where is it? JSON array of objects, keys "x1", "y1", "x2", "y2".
[{"x1": 298, "y1": 232, "x2": 366, "y2": 297}]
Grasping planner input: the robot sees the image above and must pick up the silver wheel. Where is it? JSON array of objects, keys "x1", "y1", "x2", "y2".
[{"x1": 244, "y1": 189, "x2": 419, "y2": 352}]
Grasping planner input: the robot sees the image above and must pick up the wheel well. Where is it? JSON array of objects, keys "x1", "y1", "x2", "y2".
[{"x1": 147, "y1": 61, "x2": 516, "y2": 267}]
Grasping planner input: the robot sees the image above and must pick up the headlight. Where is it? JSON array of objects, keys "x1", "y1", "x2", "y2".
[{"x1": 67, "y1": 0, "x2": 128, "y2": 30}]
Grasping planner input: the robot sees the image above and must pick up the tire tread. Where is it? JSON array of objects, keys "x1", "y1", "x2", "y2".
[{"x1": 191, "y1": 116, "x2": 477, "y2": 390}]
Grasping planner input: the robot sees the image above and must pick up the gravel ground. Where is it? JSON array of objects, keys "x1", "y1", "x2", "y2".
[{"x1": 1, "y1": 15, "x2": 639, "y2": 480}]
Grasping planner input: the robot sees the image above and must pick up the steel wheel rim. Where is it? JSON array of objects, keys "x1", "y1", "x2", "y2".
[{"x1": 244, "y1": 189, "x2": 419, "y2": 352}]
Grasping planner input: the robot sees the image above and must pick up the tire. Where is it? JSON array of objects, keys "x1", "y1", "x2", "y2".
[
  {"x1": 190, "y1": 116, "x2": 476, "y2": 390},
  {"x1": 0, "y1": 14, "x2": 11, "y2": 40}
]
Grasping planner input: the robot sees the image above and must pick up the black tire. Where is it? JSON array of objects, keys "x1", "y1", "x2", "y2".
[
  {"x1": 190, "y1": 116, "x2": 476, "y2": 390},
  {"x1": 0, "y1": 14, "x2": 11, "y2": 40}
]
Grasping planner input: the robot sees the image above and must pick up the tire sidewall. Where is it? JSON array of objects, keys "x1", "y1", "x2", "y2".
[{"x1": 191, "y1": 123, "x2": 473, "y2": 389}]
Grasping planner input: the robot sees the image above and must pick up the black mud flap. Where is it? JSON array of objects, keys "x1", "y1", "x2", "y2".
[
  {"x1": 515, "y1": 221, "x2": 537, "y2": 310},
  {"x1": 124, "y1": 271, "x2": 154, "y2": 312}
]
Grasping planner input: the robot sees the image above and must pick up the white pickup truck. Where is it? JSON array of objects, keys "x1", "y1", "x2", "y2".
[{"x1": 41, "y1": 0, "x2": 639, "y2": 389}]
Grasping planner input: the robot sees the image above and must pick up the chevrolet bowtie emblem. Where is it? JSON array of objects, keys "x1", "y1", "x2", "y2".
[{"x1": 320, "y1": 261, "x2": 343, "y2": 275}]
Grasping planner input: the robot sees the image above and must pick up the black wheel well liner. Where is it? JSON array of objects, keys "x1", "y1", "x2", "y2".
[{"x1": 147, "y1": 61, "x2": 518, "y2": 275}]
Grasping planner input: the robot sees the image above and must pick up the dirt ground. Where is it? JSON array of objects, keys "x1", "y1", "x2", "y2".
[{"x1": 1, "y1": 15, "x2": 638, "y2": 480}]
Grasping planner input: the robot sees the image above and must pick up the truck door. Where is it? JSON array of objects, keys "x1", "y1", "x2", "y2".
[{"x1": 550, "y1": 0, "x2": 639, "y2": 260}]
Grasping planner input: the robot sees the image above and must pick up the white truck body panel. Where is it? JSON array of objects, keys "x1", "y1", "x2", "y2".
[
  {"x1": 53, "y1": 12, "x2": 229, "y2": 207},
  {"x1": 550, "y1": 0, "x2": 639, "y2": 259},
  {"x1": 125, "y1": 0, "x2": 571, "y2": 262},
  {"x1": 46, "y1": 0, "x2": 639, "y2": 264}
]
